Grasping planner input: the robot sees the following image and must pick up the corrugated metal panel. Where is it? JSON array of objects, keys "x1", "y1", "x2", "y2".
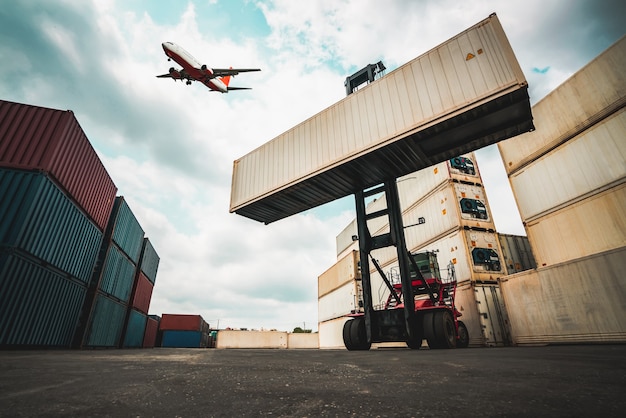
[
  {"x1": 84, "y1": 293, "x2": 127, "y2": 347},
  {"x1": 0, "y1": 168, "x2": 103, "y2": 283},
  {"x1": 110, "y1": 197, "x2": 145, "y2": 264},
  {"x1": 454, "y1": 282, "x2": 486, "y2": 347},
  {"x1": 161, "y1": 330, "x2": 208, "y2": 348},
  {"x1": 473, "y1": 284, "x2": 511, "y2": 346},
  {"x1": 318, "y1": 280, "x2": 362, "y2": 322},
  {"x1": 231, "y1": 14, "x2": 533, "y2": 224},
  {"x1": 500, "y1": 247, "x2": 626, "y2": 345},
  {"x1": 142, "y1": 316, "x2": 159, "y2": 348},
  {"x1": 0, "y1": 99, "x2": 117, "y2": 230},
  {"x1": 526, "y1": 182, "x2": 626, "y2": 267},
  {"x1": 130, "y1": 271, "x2": 154, "y2": 314},
  {"x1": 98, "y1": 243, "x2": 137, "y2": 302},
  {"x1": 318, "y1": 250, "x2": 360, "y2": 298},
  {"x1": 0, "y1": 249, "x2": 86, "y2": 347},
  {"x1": 139, "y1": 238, "x2": 160, "y2": 284},
  {"x1": 498, "y1": 36, "x2": 625, "y2": 175},
  {"x1": 159, "y1": 314, "x2": 208, "y2": 332},
  {"x1": 510, "y1": 109, "x2": 626, "y2": 221},
  {"x1": 497, "y1": 233, "x2": 536, "y2": 274},
  {"x1": 122, "y1": 309, "x2": 147, "y2": 348},
  {"x1": 336, "y1": 219, "x2": 358, "y2": 258}
]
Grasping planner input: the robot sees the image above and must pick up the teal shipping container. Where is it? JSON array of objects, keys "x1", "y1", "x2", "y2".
[
  {"x1": 98, "y1": 243, "x2": 136, "y2": 302},
  {"x1": 139, "y1": 237, "x2": 160, "y2": 284},
  {"x1": 84, "y1": 293, "x2": 127, "y2": 347},
  {"x1": 110, "y1": 197, "x2": 144, "y2": 264},
  {"x1": 161, "y1": 330, "x2": 208, "y2": 348},
  {"x1": 0, "y1": 168, "x2": 103, "y2": 283},
  {"x1": 0, "y1": 249, "x2": 86, "y2": 347},
  {"x1": 122, "y1": 309, "x2": 147, "y2": 348}
]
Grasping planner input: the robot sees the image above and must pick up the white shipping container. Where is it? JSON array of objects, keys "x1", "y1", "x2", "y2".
[
  {"x1": 510, "y1": 109, "x2": 626, "y2": 221},
  {"x1": 500, "y1": 247, "x2": 626, "y2": 345},
  {"x1": 336, "y1": 219, "x2": 358, "y2": 258},
  {"x1": 526, "y1": 182, "x2": 626, "y2": 267},
  {"x1": 498, "y1": 36, "x2": 625, "y2": 175},
  {"x1": 497, "y1": 233, "x2": 536, "y2": 274},
  {"x1": 448, "y1": 152, "x2": 483, "y2": 184},
  {"x1": 318, "y1": 250, "x2": 359, "y2": 298},
  {"x1": 318, "y1": 280, "x2": 362, "y2": 323},
  {"x1": 318, "y1": 316, "x2": 350, "y2": 349},
  {"x1": 231, "y1": 14, "x2": 532, "y2": 224}
]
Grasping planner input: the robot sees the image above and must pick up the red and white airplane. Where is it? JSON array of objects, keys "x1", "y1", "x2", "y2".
[{"x1": 156, "y1": 42, "x2": 260, "y2": 93}]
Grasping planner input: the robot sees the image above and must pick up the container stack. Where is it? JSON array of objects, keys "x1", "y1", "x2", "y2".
[
  {"x1": 143, "y1": 315, "x2": 161, "y2": 348},
  {"x1": 159, "y1": 314, "x2": 210, "y2": 348},
  {"x1": 0, "y1": 100, "x2": 116, "y2": 348},
  {"x1": 75, "y1": 197, "x2": 145, "y2": 348},
  {"x1": 320, "y1": 152, "x2": 534, "y2": 347},
  {"x1": 496, "y1": 36, "x2": 626, "y2": 344}
]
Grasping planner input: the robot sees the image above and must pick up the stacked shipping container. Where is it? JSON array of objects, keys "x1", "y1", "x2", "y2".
[
  {"x1": 0, "y1": 100, "x2": 116, "y2": 347},
  {"x1": 497, "y1": 36, "x2": 626, "y2": 344},
  {"x1": 0, "y1": 99, "x2": 160, "y2": 349},
  {"x1": 159, "y1": 314, "x2": 211, "y2": 348}
]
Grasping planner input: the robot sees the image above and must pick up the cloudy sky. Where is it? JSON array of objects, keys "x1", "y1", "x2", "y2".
[{"x1": 1, "y1": 0, "x2": 623, "y2": 331}]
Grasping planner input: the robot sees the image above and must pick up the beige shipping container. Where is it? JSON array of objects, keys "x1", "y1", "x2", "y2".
[
  {"x1": 318, "y1": 250, "x2": 360, "y2": 298},
  {"x1": 318, "y1": 280, "x2": 362, "y2": 323},
  {"x1": 510, "y1": 109, "x2": 626, "y2": 222},
  {"x1": 499, "y1": 247, "x2": 626, "y2": 345},
  {"x1": 336, "y1": 219, "x2": 358, "y2": 258},
  {"x1": 318, "y1": 317, "x2": 350, "y2": 349},
  {"x1": 498, "y1": 36, "x2": 625, "y2": 175},
  {"x1": 231, "y1": 14, "x2": 532, "y2": 224},
  {"x1": 526, "y1": 182, "x2": 626, "y2": 267},
  {"x1": 497, "y1": 233, "x2": 536, "y2": 274}
]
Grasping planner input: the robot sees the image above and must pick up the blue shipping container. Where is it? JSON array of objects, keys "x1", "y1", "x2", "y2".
[
  {"x1": 0, "y1": 168, "x2": 102, "y2": 283},
  {"x1": 139, "y1": 237, "x2": 160, "y2": 284},
  {"x1": 161, "y1": 330, "x2": 208, "y2": 348},
  {"x1": 123, "y1": 309, "x2": 147, "y2": 348},
  {"x1": 0, "y1": 249, "x2": 86, "y2": 347},
  {"x1": 85, "y1": 293, "x2": 126, "y2": 347},
  {"x1": 98, "y1": 244, "x2": 136, "y2": 302},
  {"x1": 110, "y1": 197, "x2": 144, "y2": 264}
]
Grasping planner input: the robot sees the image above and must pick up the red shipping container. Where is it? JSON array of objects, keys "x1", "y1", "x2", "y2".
[
  {"x1": 130, "y1": 271, "x2": 153, "y2": 314},
  {"x1": 160, "y1": 314, "x2": 207, "y2": 332},
  {"x1": 0, "y1": 99, "x2": 117, "y2": 231},
  {"x1": 142, "y1": 317, "x2": 159, "y2": 348}
]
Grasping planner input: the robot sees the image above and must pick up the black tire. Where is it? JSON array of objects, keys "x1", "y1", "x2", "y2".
[
  {"x1": 350, "y1": 317, "x2": 371, "y2": 350},
  {"x1": 424, "y1": 310, "x2": 456, "y2": 349},
  {"x1": 457, "y1": 321, "x2": 469, "y2": 348},
  {"x1": 343, "y1": 319, "x2": 356, "y2": 350}
]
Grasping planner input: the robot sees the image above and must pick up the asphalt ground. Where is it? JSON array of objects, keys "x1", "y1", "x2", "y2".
[{"x1": 0, "y1": 345, "x2": 625, "y2": 417}]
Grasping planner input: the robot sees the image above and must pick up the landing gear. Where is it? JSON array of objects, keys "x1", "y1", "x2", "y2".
[
  {"x1": 186, "y1": 80, "x2": 192, "y2": 85},
  {"x1": 343, "y1": 317, "x2": 371, "y2": 351}
]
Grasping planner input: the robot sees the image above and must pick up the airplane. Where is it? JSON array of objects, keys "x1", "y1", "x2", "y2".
[{"x1": 156, "y1": 41, "x2": 260, "y2": 93}]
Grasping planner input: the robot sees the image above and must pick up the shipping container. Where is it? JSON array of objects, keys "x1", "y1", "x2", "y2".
[
  {"x1": 525, "y1": 182, "x2": 626, "y2": 267},
  {"x1": 0, "y1": 99, "x2": 117, "y2": 230},
  {"x1": 497, "y1": 233, "x2": 536, "y2": 274},
  {"x1": 448, "y1": 152, "x2": 483, "y2": 183},
  {"x1": 318, "y1": 280, "x2": 363, "y2": 322},
  {"x1": 130, "y1": 271, "x2": 154, "y2": 314},
  {"x1": 98, "y1": 243, "x2": 137, "y2": 303},
  {"x1": 215, "y1": 330, "x2": 288, "y2": 349},
  {"x1": 0, "y1": 168, "x2": 102, "y2": 283},
  {"x1": 0, "y1": 248, "x2": 87, "y2": 347},
  {"x1": 318, "y1": 250, "x2": 360, "y2": 298},
  {"x1": 143, "y1": 315, "x2": 160, "y2": 348},
  {"x1": 109, "y1": 197, "x2": 145, "y2": 264},
  {"x1": 509, "y1": 109, "x2": 626, "y2": 221},
  {"x1": 231, "y1": 14, "x2": 532, "y2": 224},
  {"x1": 336, "y1": 219, "x2": 358, "y2": 258},
  {"x1": 83, "y1": 293, "x2": 127, "y2": 347},
  {"x1": 161, "y1": 330, "x2": 208, "y2": 348},
  {"x1": 498, "y1": 36, "x2": 625, "y2": 175},
  {"x1": 139, "y1": 237, "x2": 160, "y2": 284},
  {"x1": 500, "y1": 246, "x2": 626, "y2": 345},
  {"x1": 122, "y1": 309, "x2": 147, "y2": 348},
  {"x1": 318, "y1": 317, "x2": 350, "y2": 349},
  {"x1": 160, "y1": 314, "x2": 209, "y2": 332}
]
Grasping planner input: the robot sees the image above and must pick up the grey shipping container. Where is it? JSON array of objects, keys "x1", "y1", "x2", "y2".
[
  {"x1": 0, "y1": 248, "x2": 87, "y2": 347},
  {"x1": 139, "y1": 237, "x2": 160, "y2": 284},
  {"x1": 230, "y1": 13, "x2": 533, "y2": 224},
  {"x1": 0, "y1": 168, "x2": 103, "y2": 283},
  {"x1": 110, "y1": 197, "x2": 145, "y2": 264},
  {"x1": 497, "y1": 233, "x2": 536, "y2": 274}
]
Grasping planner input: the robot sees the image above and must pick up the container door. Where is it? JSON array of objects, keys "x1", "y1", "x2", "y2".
[{"x1": 474, "y1": 284, "x2": 512, "y2": 346}]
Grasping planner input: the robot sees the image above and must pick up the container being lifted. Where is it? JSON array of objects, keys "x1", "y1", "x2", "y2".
[
  {"x1": 230, "y1": 14, "x2": 533, "y2": 350},
  {"x1": 230, "y1": 13, "x2": 533, "y2": 224}
]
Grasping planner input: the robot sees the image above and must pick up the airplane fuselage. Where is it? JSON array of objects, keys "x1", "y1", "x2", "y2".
[{"x1": 161, "y1": 42, "x2": 228, "y2": 93}]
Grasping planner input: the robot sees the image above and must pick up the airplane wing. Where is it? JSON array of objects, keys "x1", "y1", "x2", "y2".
[
  {"x1": 211, "y1": 68, "x2": 261, "y2": 77},
  {"x1": 156, "y1": 68, "x2": 190, "y2": 81}
]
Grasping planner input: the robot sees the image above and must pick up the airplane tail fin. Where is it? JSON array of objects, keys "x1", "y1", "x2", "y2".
[{"x1": 221, "y1": 66, "x2": 234, "y2": 87}]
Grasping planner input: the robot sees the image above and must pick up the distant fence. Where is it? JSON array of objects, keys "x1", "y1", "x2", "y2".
[{"x1": 216, "y1": 330, "x2": 318, "y2": 349}]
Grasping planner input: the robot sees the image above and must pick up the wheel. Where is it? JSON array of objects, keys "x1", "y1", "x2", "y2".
[
  {"x1": 343, "y1": 318, "x2": 370, "y2": 351},
  {"x1": 457, "y1": 321, "x2": 469, "y2": 348},
  {"x1": 424, "y1": 310, "x2": 456, "y2": 349},
  {"x1": 343, "y1": 319, "x2": 356, "y2": 350}
]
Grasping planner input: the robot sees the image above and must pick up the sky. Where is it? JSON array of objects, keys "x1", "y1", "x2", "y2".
[{"x1": 1, "y1": 0, "x2": 624, "y2": 332}]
